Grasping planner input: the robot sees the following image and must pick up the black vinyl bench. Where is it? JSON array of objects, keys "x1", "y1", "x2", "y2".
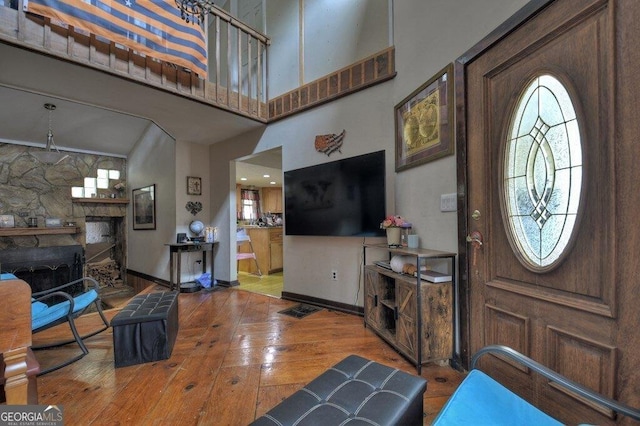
[
  {"x1": 111, "y1": 291, "x2": 179, "y2": 368},
  {"x1": 251, "y1": 355, "x2": 427, "y2": 425}
]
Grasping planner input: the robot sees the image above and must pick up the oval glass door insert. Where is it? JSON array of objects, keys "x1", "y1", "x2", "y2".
[{"x1": 503, "y1": 74, "x2": 583, "y2": 271}]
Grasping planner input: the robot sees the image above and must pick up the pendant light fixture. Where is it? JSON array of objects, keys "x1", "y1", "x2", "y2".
[
  {"x1": 174, "y1": 0, "x2": 214, "y2": 26},
  {"x1": 31, "y1": 103, "x2": 69, "y2": 165}
]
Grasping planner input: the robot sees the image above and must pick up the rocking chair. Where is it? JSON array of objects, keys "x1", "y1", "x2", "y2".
[{"x1": 31, "y1": 277, "x2": 109, "y2": 375}]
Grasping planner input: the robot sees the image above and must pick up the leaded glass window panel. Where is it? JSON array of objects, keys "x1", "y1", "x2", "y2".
[{"x1": 503, "y1": 74, "x2": 583, "y2": 271}]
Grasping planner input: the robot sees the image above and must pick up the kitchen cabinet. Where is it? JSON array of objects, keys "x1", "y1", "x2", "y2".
[
  {"x1": 269, "y1": 228, "x2": 283, "y2": 271},
  {"x1": 363, "y1": 244, "x2": 455, "y2": 373},
  {"x1": 262, "y1": 187, "x2": 282, "y2": 213},
  {"x1": 238, "y1": 227, "x2": 283, "y2": 275}
]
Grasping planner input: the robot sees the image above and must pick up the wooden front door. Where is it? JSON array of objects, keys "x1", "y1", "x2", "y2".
[{"x1": 459, "y1": 0, "x2": 640, "y2": 423}]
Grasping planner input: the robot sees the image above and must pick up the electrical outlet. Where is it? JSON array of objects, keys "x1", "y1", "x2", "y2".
[
  {"x1": 331, "y1": 270, "x2": 338, "y2": 281},
  {"x1": 195, "y1": 260, "x2": 202, "y2": 264},
  {"x1": 440, "y1": 193, "x2": 457, "y2": 212}
]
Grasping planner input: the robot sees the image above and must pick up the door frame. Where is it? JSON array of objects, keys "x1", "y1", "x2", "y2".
[{"x1": 453, "y1": 0, "x2": 555, "y2": 369}]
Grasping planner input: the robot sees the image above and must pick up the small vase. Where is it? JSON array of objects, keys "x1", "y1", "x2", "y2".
[{"x1": 386, "y1": 227, "x2": 401, "y2": 247}]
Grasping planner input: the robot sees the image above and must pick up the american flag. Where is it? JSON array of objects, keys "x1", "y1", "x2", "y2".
[{"x1": 24, "y1": 0, "x2": 208, "y2": 78}]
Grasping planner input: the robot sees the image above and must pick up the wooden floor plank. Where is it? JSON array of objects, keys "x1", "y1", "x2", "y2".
[
  {"x1": 199, "y1": 364, "x2": 262, "y2": 425},
  {"x1": 33, "y1": 285, "x2": 464, "y2": 424}
]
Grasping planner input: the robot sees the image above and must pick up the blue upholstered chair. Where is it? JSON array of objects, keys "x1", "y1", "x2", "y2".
[
  {"x1": 31, "y1": 276, "x2": 109, "y2": 375},
  {"x1": 432, "y1": 345, "x2": 640, "y2": 425}
]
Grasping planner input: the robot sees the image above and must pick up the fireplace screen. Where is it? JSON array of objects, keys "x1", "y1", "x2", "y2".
[{"x1": 0, "y1": 245, "x2": 84, "y2": 303}]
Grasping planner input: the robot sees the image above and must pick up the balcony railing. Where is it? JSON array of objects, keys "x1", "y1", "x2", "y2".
[{"x1": 0, "y1": 0, "x2": 269, "y2": 121}]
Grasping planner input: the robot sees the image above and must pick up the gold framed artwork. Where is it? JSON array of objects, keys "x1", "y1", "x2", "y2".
[
  {"x1": 394, "y1": 63, "x2": 454, "y2": 172},
  {"x1": 187, "y1": 176, "x2": 202, "y2": 195},
  {"x1": 132, "y1": 184, "x2": 156, "y2": 230}
]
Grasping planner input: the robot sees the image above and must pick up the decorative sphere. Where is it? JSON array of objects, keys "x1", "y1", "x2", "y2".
[
  {"x1": 390, "y1": 255, "x2": 416, "y2": 273},
  {"x1": 189, "y1": 220, "x2": 204, "y2": 235}
]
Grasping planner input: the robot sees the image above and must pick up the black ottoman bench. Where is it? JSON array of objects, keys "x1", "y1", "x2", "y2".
[
  {"x1": 111, "y1": 291, "x2": 179, "y2": 368},
  {"x1": 251, "y1": 355, "x2": 427, "y2": 425}
]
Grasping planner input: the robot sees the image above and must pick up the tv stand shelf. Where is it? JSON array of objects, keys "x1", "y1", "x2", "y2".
[{"x1": 363, "y1": 243, "x2": 455, "y2": 374}]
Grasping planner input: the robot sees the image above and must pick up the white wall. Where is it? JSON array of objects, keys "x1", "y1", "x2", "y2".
[
  {"x1": 127, "y1": 124, "x2": 176, "y2": 280},
  {"x1": 210, "y1": 0, "x2": 530, "y2": 305},
  {"x1": 209, "y1": 127, "x2": 267, "y2": 283},
  {"x1": 266, "y1": 0, "x2": 390, "y2": 97},
  {"x1": 265, "y1": 0, "x2": 300, "y2": 96},
  {"x1": 175, "y1": 140, "x2": 212, "y2": 282}
]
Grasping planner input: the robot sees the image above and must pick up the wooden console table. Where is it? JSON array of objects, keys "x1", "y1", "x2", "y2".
[{"x1": 166, "y1": 242, "x2": 217, "y2": 292}]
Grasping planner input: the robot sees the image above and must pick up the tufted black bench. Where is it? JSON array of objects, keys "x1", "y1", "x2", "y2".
[
  {"x1": 111, "y1": 291, "x2": 179, "y2": 368},
  {"x1": 251, "y1": 355, "x2": 427, "y2": 425}
]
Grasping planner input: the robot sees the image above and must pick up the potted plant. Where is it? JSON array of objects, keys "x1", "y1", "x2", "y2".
[{"x1": 380, "y1": 215, "x2": 411, "y2": 247}]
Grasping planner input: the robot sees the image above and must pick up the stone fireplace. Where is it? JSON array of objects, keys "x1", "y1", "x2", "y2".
[{"x1": 0, "y1": 145, "x2": 129, "y2": 302}]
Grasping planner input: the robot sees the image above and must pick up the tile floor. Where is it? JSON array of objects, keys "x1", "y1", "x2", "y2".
[{"x1": 237, "y1": 271, "x2": 283, "y2": 297}]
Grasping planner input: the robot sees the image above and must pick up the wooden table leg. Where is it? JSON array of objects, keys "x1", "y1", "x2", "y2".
[
  {"x1": 169, "y1": 251, "x2": 175, "y2": 291},
  {"x1": 176, "y1": 250, "x2": 182, "y2": 290}
]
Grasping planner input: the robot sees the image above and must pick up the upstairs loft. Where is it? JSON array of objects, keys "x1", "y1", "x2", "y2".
[
  {"x1": 0, "y1": 1, "x2": 396, "y2": 149},
  {"x1": 0, "y1": 0, "x2": 270, "y2": 123}
]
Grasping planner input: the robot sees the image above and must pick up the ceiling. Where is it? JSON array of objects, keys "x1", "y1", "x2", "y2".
[
  {"x1": 236, "y1": 147, "x2": 283, "y2": 187},
  {"x1": 0, "y1": 85, "x2": 151, "y2": 157}
]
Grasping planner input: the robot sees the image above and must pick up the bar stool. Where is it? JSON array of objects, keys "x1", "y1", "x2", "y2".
[{"x1": 237, "y1": 228, "x2": 262, "y2": 276}]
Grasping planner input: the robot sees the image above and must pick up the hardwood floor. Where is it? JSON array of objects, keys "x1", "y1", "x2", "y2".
[{"x1": 33, "y1": 285, "x2": 463, "y2": 425}]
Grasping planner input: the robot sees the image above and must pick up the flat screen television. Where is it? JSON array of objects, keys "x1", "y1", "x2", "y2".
[{"x1": 284, "y1": 150, "x2": 386, "y2": 236}]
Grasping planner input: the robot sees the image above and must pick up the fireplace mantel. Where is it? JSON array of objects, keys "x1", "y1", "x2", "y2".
[
  {"x1": 0, "y1": 227, "x2": 80, "y2": 237},
  {"x1": 72, "y1": 198, "x2": 129, "y2": 204}
]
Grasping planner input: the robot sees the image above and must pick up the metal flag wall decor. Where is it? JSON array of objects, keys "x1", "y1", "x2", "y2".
[{"x1": 315, "y1": 130, "x2": 345, "y2": 156}]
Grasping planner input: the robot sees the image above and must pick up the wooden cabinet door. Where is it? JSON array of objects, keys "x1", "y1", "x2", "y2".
[
  {"x1": 262, "y1": 187, "x2": 282, "y2": 213},
  {"x1": 268, "y1": 228, "x2": 283, "y2": 273},
  {"x1": 395, "y1": 280, "x2": 417, "y2": 359},
  {"x1": 269, "y1": 242, "x2": 283, "y2": 271},
  {"x1": 273, "y1": 187, "x2": 282, "y2": 212},
  {"x1": 421, "y1": 282, "x2": 453, "y2": 362},
  {"x1": 261, "y1": 188, "x2": 272, "y2": 212},
  {"x1": 364, "y1": 267, "x2": 383, "y2": 330}
]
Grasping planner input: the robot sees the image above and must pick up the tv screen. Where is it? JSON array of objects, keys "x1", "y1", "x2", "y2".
[{"x1": 284, "y1": 150, "x2": 386, "y2": 236}]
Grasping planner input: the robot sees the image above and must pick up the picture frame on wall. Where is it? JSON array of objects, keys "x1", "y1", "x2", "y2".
[
  {"x1": 132, "y1": 184, "x2": 156, "y2": 230},
  {"x1": 187, "y1": 176, "x2": 202, "y2": 195},
  {"x1": 394, "y1": 63, "x2": 454, "y2": 172}
]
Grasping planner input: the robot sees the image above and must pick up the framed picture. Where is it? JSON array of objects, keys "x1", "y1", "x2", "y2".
[
  {"x1": 394, "y1": 63, "x2": 454, "y2": 172},
  {"x1": 187, "y1": 176, "x2": 202, "y2": 195},
  {"x1": 132, "y1": 184, "x2": 156, "y2": 230}
]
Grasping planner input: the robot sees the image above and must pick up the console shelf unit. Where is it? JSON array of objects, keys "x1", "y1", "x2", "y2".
[{"x1": 363, "y1": 243, "x2": 455, "y2": 374}]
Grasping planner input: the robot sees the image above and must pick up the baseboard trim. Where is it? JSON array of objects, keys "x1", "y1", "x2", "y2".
[
  {"x1": 126, "y1": 269, "x2": 240, "y2": 289},
  {"x1": 281, "y1": 292, "x2": 363, "y2": 317},
  {"x1": 126, "y1": 269, "x2": 170, "y2": 288}
]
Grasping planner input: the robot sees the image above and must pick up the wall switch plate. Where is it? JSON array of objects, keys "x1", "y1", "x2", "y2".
[{"x1": 440, "y1": 193, "x2": 457, "y2": 212}]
